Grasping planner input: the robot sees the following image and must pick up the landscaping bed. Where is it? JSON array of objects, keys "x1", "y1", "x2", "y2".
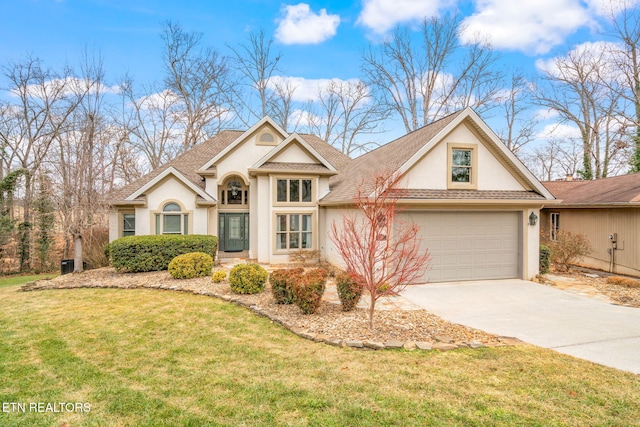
[
  {"x1": 541, "y1": 267, "x2": 640, "y2": 308},
  {"x1": 21, "y1": 267, "x2": 513, "y2": 350}
]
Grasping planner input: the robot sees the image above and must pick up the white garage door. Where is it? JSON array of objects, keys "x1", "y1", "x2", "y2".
[{"x1": 402, "y1": 211, "x2": 521, "y2": 283}]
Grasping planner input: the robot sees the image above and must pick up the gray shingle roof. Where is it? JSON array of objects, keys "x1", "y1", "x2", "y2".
[
  {"x1": 110, "y1": 129, "x2": 350, "y2": 205},
  {"x1": 257, "y1": 162, "x2": 333, "y2": 172},
  {"x1": 322, "y1": 111, "x2": 463, "y2": 203},
  {"x1": 393, "y1": 189, "x2": 546, "y2": 200}
]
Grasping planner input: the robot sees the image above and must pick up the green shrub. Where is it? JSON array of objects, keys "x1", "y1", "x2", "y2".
[
  {"x1": 168, "y1": 252, "x2": 213, "y2": 279},
  {"x1": 211, "y1": 269, "x2": 227, "y2": 283},
  {"x1": 269, "y1": 268, "x2": 304, "y2": 304},
  {"x1": 292, "y1": 268, "x2": 328, "y2": 315},
  {"x1": 335, "y1": 271, "x2": 363, "y2": 311},
  {"x1": 109, "y1": 235, "x2": 218, "y2": 273},
  {"x1": 229, "y1": 263, "x2": 268, "y2": 294},
  {"x1": 539, "y1": 244, "x2": 550, "y2": 274}
]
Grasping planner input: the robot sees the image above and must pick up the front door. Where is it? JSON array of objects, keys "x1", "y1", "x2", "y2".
[{"x1": 220, "y1": 213, "x2": 249, "y2": 252}]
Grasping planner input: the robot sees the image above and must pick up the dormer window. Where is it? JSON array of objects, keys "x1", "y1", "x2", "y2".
[{"x1": 447, "y1": 143, "x2": 477, "y2": 189}]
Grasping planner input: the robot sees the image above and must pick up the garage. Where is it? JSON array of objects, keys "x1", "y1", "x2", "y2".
[{"x1": 402, "y1": 211, "x2": 521, "y2": 283}]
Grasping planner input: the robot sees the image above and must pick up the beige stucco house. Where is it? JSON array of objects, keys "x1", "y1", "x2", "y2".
[
  {"x1": 109, "y1": 108, "x2": 554, "y2": 282},
  {"x1": 542, "y1": 173, "x2": 640, "y2": 277}
]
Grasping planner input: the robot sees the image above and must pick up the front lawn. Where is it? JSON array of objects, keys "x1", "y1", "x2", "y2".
[
  {"x1": 0, "y1": 284, "x2": 638, "y2": 426},
  {"x1": 0, "y1": 273, "x2": 58, "y2": 288}
]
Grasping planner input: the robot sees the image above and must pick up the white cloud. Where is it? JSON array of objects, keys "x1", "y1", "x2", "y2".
[
  {"x1": 537, "y1": 123, "x2": 581, "y2": 140},
  {"x1": 535, "y1": 41, "x2": 625, "y2": 82},
  {"x1": 357, "y1": 0, "x2": 448, "y2": 34},
  {"x1": 289, "y1": 108, "x2": 320, "y2": 128},
  {"x1": 459, "y1": 0, "x2": 594, "y2": 55},
  {"x1": 266, "y1": 76, "x2": 362, "y2": 102},
  {"x1": 533, "y1": 108, "x2": 560, "y2": 121},
  {"x1": 134, "y1": 89, "x2": 181, "y2": 111},
  {"x1": 11, "y1": 77, "x2": 121, "y2": 99},
  {"x1": 586, "y1": 0, "x2": 640, "y2": 16},
  {"x1": 275, "y1": 3, "x2": 340, "y2": 45}
]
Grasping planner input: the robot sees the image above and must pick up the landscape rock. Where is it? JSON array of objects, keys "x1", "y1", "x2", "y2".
[{"x1": 415, "y1": 342, "x2": 433, "y2": 351}]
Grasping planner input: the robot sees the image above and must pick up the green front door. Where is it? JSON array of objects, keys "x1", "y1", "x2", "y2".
[{"x1": 219, "y1": 213, "x2": 249, "y2": 252}]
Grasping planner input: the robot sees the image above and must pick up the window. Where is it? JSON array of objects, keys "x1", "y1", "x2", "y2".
[
  {"x1": 122, "y1": 213, "x2": 135, "y2": 237},
  {"x1": 550, "y1": 212, "x2": 560, "y2": 241},
  {"x1": 258, "y1": 131, "x2": 277, "y2": 145},
  {"x1": 276, "y1": 214, "x2": 313, "y2": 250},
  {"x1": 451, "y1": 149, "x2": 472, "y2": 183},
  {"x1": 220, "y1": 177, "x2": 248, "y2": 206},
  {"x1": 276, "y1": 178, "x2": 313, "y2": 203},
  {"x1": 448, "y1": 144, "x2": 477, "y2": 189},
  {"x1": 155, "y1": 202, "x2": 189, "y2": 235},
  {"x1": 259, "y1": 132, "x2": 274, "y2": 143}
]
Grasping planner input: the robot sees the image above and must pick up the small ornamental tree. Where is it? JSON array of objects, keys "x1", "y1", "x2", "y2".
[{"x1": 329, "y1": 171, "x2": 430, "y2": 329}]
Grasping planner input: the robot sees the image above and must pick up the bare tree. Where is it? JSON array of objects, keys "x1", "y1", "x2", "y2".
[
  {"x1": 1, "y1": 56, "x2": 84, "y2": 271},
  {"x1": 497, "y1": 74, "x2": 538, "y2": 154},
  {"x1": 162, "y1": 21, "x2": 233, "y2": 149},
  {"x1": 534, "y1": 44, "x2": 628, "y2": 179},
  {"x1": 304, "y1": 80, "x2": 388, "y2": 156},
  {"x1": 604, "y1": 0, "x2": 640, "y2": 172},
  {"x1": 228, "y1": 29, "x2": 283, "y2": 124},
  {"x1": 119, "y1": 77, "x2": 184, "y2": 171},
  {"x1": 268, "y1": 78, "x2": 298, "y2": 132},
  {"x1": 52, "y1": 51, "x2": 115, "y2": 273},
  {"x1": 329, "y1": 171, "x2": 430, "y2": 330},
  {"x1": 362, "y1": 14, "x2": 503, "y2": 133}
]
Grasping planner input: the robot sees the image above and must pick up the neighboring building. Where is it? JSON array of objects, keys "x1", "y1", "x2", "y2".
[
  {"x1": 109, "y1": 108, "x2": 554, "y2": 282},
  {"x1": 542, "y1": 173, "x2": 640, "y2": 277}
]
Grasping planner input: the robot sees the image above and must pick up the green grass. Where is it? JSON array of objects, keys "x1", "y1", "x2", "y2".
[
  {"x1": 0, "y1": 273, "x2": 58, "y2": 288},
  {"x1": 0, "y1": 284, "x2": 639, "y2": 426}
]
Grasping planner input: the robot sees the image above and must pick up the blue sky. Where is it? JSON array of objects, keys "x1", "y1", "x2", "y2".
[
  {"x1": 2, "y1": 0, "x2": 624, "y2": 83},
  {"x1": 1, "y1": 0, "x2": 637, "y2": 160}
]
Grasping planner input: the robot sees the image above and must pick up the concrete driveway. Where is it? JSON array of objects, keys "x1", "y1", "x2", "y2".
[{"x1": 402, "y1": 279, "x2": 640, "y2": 374}]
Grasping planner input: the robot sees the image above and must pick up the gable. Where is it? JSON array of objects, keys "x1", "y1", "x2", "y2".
[
  {"x1": 198, "y1": 116, "x2": 288, "y2": 173},
  {"x1": 269, "y1": 141, "x2": 319, "y2": 164},
  {"x1": 401, "y1": 123, "x2": 526, "y2": 191},
  {"x1": 322, "y1": 108, "x2": 554, "y2": 205},
  {"x1": 251, "y1": 134, "x2": 338, "y2": 173},
  {"x1": 145, "y1": 175, "x2": 202, "y2": 210},
  {"x1": 126, "y1": 166, "x2": 215, "y2": 203}
]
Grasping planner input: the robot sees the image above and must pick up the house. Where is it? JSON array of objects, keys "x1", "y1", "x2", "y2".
[
  {"x1": 542, "y1": 173, "x2": 640, "y2": 277},
  {"x1": 109, "y1": 107, "x2": 555, "y2": 282}
]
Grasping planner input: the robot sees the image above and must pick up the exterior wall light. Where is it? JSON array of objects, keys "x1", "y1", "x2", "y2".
[{"x1": 529, "y1": 212, "x2": 538, "y2": 226}]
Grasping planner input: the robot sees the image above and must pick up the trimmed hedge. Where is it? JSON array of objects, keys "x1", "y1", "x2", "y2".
[
  {"x1": 109, "y1": 235, "x2": 218, "y2": 273},
  {"x1": 269, "y1": 268, "x2": 304, "y2": 304},
  {"x1": 211, "y1": 269, "x2": 227, "y2": 283},
  {"x1": 539, "y1": 244, "x2": 550, "y2": 275},
  {"x1": 168, "y1": 252, "x2": 213, "y2": 279},
  {"x1": 229, "y1": 263, "x2": 268, "y2": 294},
  {"x1": 292, "y1": 268, "x2": 328, "y2": 315},
  {"x1": 335, "y1": 271, "x2": 363, "y2": 312}
]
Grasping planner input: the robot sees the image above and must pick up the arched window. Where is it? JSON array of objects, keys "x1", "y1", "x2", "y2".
[
  {"x1": 258, "y1": 131, "x2": 276, "y2": 145},
  {"x1": 259, "y1": 132, "x2": 274, "y2": 143},
  {"x1": 155, "y1": 202, "x2": 188, "y2": 235},
  {"x1": 219, "y1": 176, "x2": 248, "y2": 206}
]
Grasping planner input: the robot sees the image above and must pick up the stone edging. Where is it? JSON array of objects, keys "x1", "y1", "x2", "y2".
[{"x1": 20, "y1": 281, "x2": 522, "y2": 351}]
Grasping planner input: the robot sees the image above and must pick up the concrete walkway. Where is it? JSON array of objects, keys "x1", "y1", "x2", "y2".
[{"x1": 402, "y1": 279, "x2": 640, "y2": 374}]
